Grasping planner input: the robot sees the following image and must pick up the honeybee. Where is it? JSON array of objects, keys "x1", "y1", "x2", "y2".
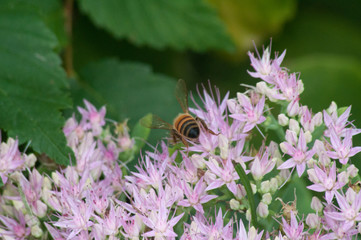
[{"x1": 141, "y1": 79, "x2": 217, "y2": 147}]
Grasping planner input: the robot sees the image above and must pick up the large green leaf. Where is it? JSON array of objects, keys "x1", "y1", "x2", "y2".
[
  {"x1": 78, "y1": 0, "x2": 235, "y2": 52},
  {"x1": 75, "y1": 59, "x2": 182, "y2": 148},
  {"x1": 0, "y1": 3, "x2": 73, "y2": 165},
  {"x1": 77, "y1": 59, "x2": 180, "y2": 123}
]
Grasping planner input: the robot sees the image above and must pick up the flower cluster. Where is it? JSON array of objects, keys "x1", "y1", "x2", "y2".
[{"x1": 0, "y1": 43, "x2": 361, "y2": 239}]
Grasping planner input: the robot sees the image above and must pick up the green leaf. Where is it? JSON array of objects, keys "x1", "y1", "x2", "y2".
[
  {"x1": 234, "y1": 163, "x2": 259, "y2": 228},
  {"x1": 0, "y1": 3, "x2": 74, "y2": 165},
  {"x1": 78, "y1": 0, "x2": 235, "y2": 52},
  {"x1": 77, "y1": 59, "x2": 180, "y2": 124},
  {"x1": 1, "y1": 0, "x2": 67, "y2": 49}
]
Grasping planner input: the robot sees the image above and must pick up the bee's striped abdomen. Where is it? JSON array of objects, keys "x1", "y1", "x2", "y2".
[{"x1": 174, "y1": 114, "x2": 200, "y2": 139}]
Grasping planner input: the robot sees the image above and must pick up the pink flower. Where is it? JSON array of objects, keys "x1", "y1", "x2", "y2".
[
  {"x1": 278, "y1": 129, "x2": 316, "y2": 176},
  {"x1": 274, "y1": 72, "x2": 301, "y2": 102},
  {"x1": 205, "y1": 157, "x2": 240, "y2": 195},
  {"x1": 141, "y1": 202, "x2": 184, "y2": 239},
  {"x1": 44, "y1": 222, "x2": 69, "y2": 240},
  {"x1": 130, "y1": 155, "x2": 167, "y2": 189},
  {"x1": 178, "y1": 177, "x2": 217, "y2": 214},
  {"x1": 327, "y1": 128, "x2": 361, "y2": 165},
  {"x1": 307, "y1": 162, "x2": 344, "y2": 203},
  {"x1": 281, "y1": 211, "x2": 305, "y2": 240},
  {"x1": 53, "y1": 196, "x2": 94, "y2": 239},
  {"x1": 77, "y1": 99, "x2": 106, "y2": 136},
  {"x1": 0, "y1": 209, "x2": 30, "y2": 240},
  {"x1": 247, "y1": 46, "x2": 286, "y2": 84},
  {"x1": 194, "y1": 209, "x2": 234, "y2": 240},
  {"x1": 18, "y1": 169, "x2": 47, "y2": 217},
  {"x1": 300, "y1": 106, "x2": 322, "y2": 133},
  {"x1": 0, "y1": 138, "x2": 25, "y2": 184},
  {"x1": 323, "y1": 106, "x2": 361, "y2": 138},
  {"x1": 230, "y1": 94, "x2": 266, "y2": 133},
  {"x1": 325, "y1": 190, "x2": 361, "y2": 229},
  {"x1": 250, "y1": 148, "x2": 275, "y2": 181},
  {"x1": 236, "y1": 219, "x2": 263, "y2": 240}
]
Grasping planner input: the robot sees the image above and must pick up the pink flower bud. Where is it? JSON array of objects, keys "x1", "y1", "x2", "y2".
[
  {"x1": 306, "y1": 213, "x2": 319, "y2": 229},
  {"x1": 287, "y1": 100, "x2": 300, "y2": 117},
  {"x1": 285, "y1": 130, "x2": 298, "y2": 146},
  {"x1": 347, "y1": 164, "x2": 359, "y2": 178},
  {"x1": 297, "y1": 80, "x2": 304, "y2": 94},
  {"x1": 227, "y1": 99, "x2": 238, "y2": 114},
  {"x1": 307, "y1": 169, "x2": 319, "y2": 183},
  {"x1": 346, "y1": 188, "x2": 356, "y2": 204},
  {"x1": 218, "y1": 134, "x2": 228, "y2": 160},
  {"x1": 311, "y1": 197, "x2": 323, "y2": 212},
  {"x1": 257, "y1": 202, "x2": 269, "y2": 218},
  {"x1": 338, "y1": 171, "x2": 349, "y2": 186},
  {"x1": 313, "y1": 112, "x2": 323, "y2": 127}
]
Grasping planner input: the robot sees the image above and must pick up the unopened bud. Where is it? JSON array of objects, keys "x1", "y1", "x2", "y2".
[
  {"x1": 280, "y1": 142, "x2": 287, "y2": 154},
  {"x1": 246, "y1": 209, "x2": 252, "y2": 222},
  {"x1": 191, "y1": 154, "x2": 205, "y2": 169},
  {"x1": 287, "y1": 100, "x2": 300, "y2": 117},
  {"x1": 346, "y1": 188, "x2": 356, "y2": 204},
  {"x1": 227, "y1": 99, "x2": 238, "y2": 114},
  {"x1": 338, "y1": 171, "x2": 349, "y2": 186},
  {"x1": 25, "y1": 153, "x2": 37, "y2": 168},
  {"x1": 51, "y1": 172, "x2": 60, "y2": 186},
  {"x1": 31, "y1": 225, "x2": 43, "y2": 238},
  {"x1": 234, "y1": 184, "x2": 246, "y2": 199},
  {"x1": 257, "y1": 202, "x2": 269, "y2": 218},
  {"x1": 251, "y1": 183, "x2": 257, "y2": 194},
  {"x1": 269, "y1": 178, "x2": 279, "y2": 193},
  {"x1": 297, "y1": 80, "x2": 304, "y2": 94},
  {"x1": 327, "y1": 101, "x2": 337, "y2": 114},
  {"x1": 307, "y1": 158, "x2": 317, "y2": 168},
  {"x1": 204, "y1": 170, "x2": 216, "y2": 185},
  {"x1": 230, "y1": 199, "x2": 241, "y2": 210},
  {"x1": 218, "y1": 134, "x2": 229, "y2": 160},
  {"x1": 278, "y1": 114, "x2": 289, "y2": 126},
  {"x1": 313, "y1": 112, "x2": 323, "y2": 127},
  {"x1": 307, "y1": 169, "x2": 319, "y2": 183},
  {"x1": 289, "y1": 119, "x2": 300, "y2": 134},
  {"x1": 304, "y1": 131, "x2": 312, "y2": 143},
  {"x1": 311, "y1": 197, "x2": 323, "y2": 212},
  {"x1": 260, "y1": 180, "x2": 270, "y2": 193},
  {"x1": 262, "y1": 193, "x2": 272, "y2": 205},
  {"x1": 347, "y1": 164, "x2": 359, "y2": 178},
  {"x1": 306, "y1": 213, "x2": 319, "y2": 229},
  {"x1": 256, "y1": 81, "x2": 269, "y2": 95},
  {"x1": 285, "y1": 130, "x2": 298, "y2": 146}
]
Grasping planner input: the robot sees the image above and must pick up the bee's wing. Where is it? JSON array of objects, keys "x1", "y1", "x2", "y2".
[
  {"x1": 140, "y1": 114, "x2": 173, "y2": 130},
  {"x1": 175, "y1": 79, "x2": 189, "y2": 113}
]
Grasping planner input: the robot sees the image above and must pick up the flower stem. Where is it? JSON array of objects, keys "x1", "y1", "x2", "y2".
[
  {"x1": 234, "y1": 163, "x2": 259, "y2": 228},
  {"x1": 64, "y1": 0, "x2": 74, "y2": 77}
]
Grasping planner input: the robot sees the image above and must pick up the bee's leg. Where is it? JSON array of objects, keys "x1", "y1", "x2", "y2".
[
  {"x1": 196, "y1": 117, "x2": 218, "y2": 135},
  {"x1": 171, "y1": 129, "x2": 189, "y2": 147}
]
